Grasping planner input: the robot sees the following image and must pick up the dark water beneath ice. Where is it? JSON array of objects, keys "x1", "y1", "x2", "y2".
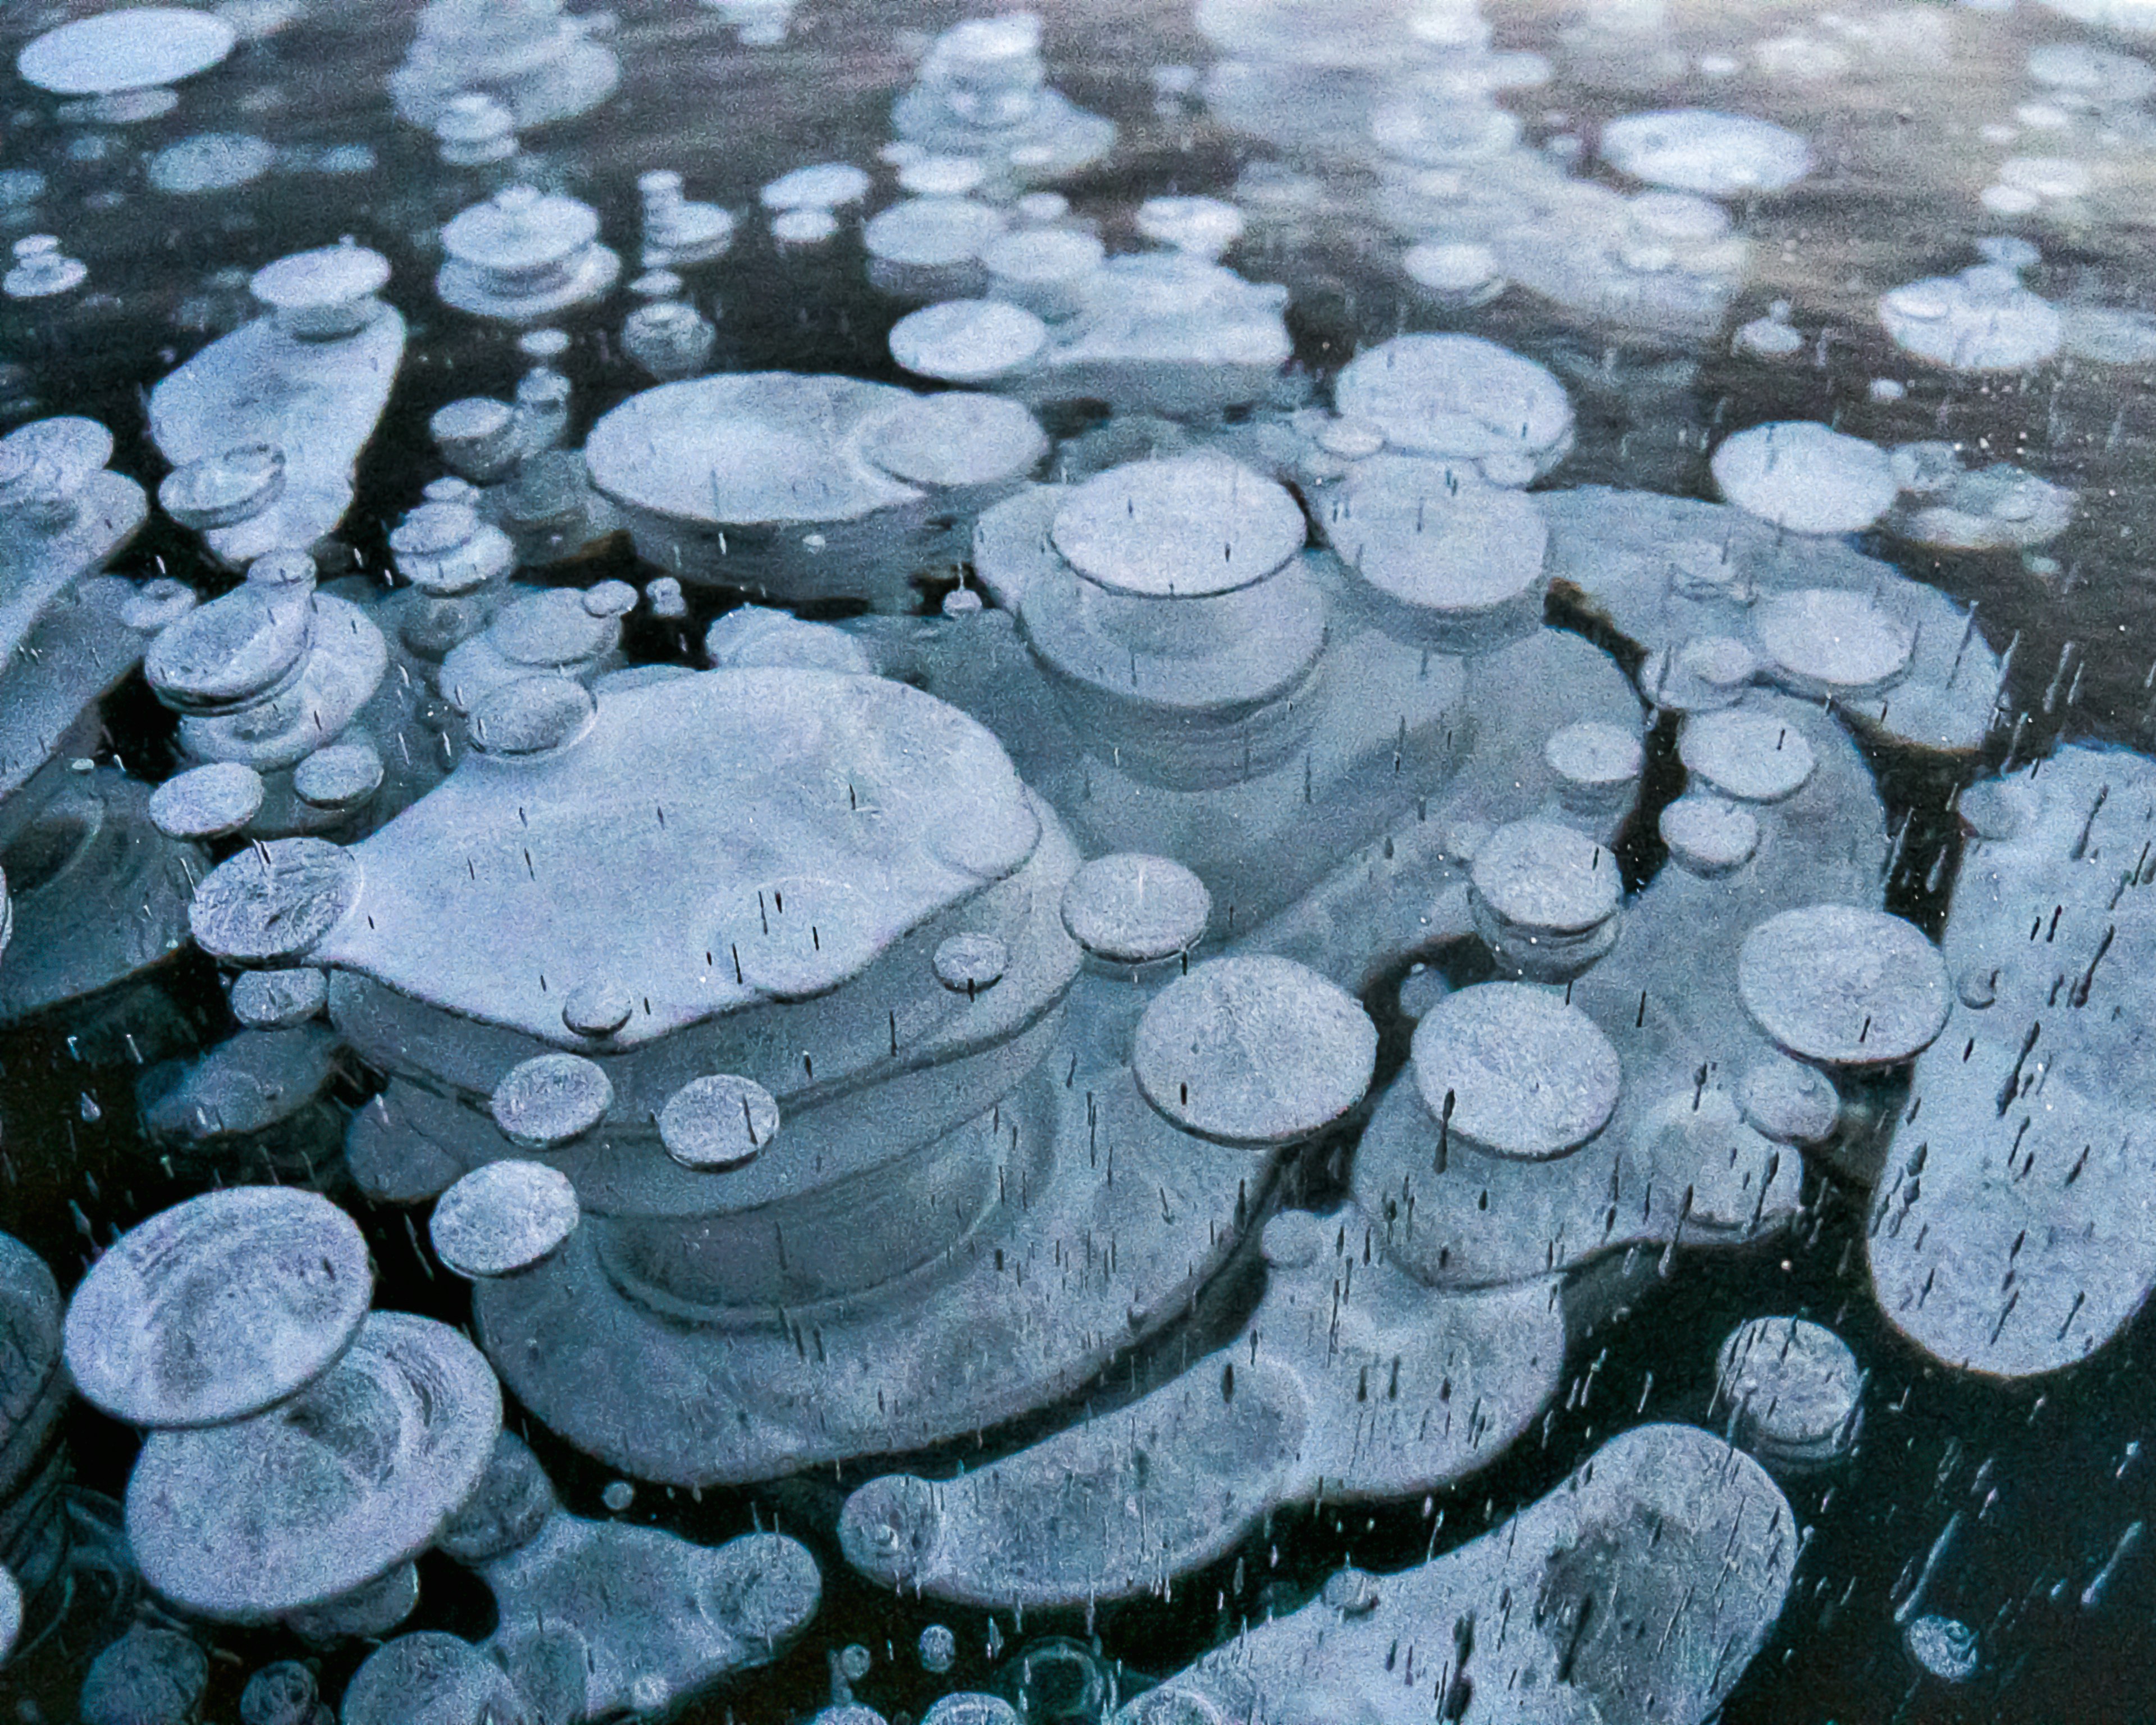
[{"x1": 5, "y1": 2, "x2": 2156, "y2": 1722}]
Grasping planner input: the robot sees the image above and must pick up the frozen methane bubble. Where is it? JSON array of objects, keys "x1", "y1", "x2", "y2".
[
  {"x1": 1102, "y1": 1425, "x2": 1794, "y2": 1725},
  {"x1": 338, "y1": 1632, "x2": 536, "y2": 1725},
  {"x1": 1752, "y1": 588, "x2": 1914, "y2": 698},
  {"x1": 1409, "y1": 982, "x2": 1620, "y2": 1158},
  {"x1": 149, "y1": 759, "x2": 266, "y2": 840},
  {"x1": 1738, "y1": 905, "x2": 1949, "y2": 1069},
  {"x1": 1333, "y1": 334, "x2": 1573, "y2": 477},
  {"x1": 1738, "y1": 1054, "x2": 1840, "y2": 1145},
  {"x1": 490, "y1": 1052, "x2": 613, "y2": 1149},
  {"x1": 2028, "y1": 42, "x2": 2156, "y2": 103},
  {"x1": 1052, "y1": 452, "x2": 1305, "y2": 597},
  {"x1": 78, "y1": 1626, "x2": 209, "y2": 1725},
  {"x1": 390, "y1": 0, "x2": 619, "y2": 130},
  {"x1": 1879, "y1": 263, "x2": 2062, "y2": 372},
  {"x1": 981, "y1": 226, "x2": 1107, "y2": 318},
  {"x1": 900, "y1": 156, "x2": 989, "y2": 197},
  {"x1": 4, "y1": 234, "x2": 85, "y2": 299},
  {"x1": 1714, "y1": 1316, "x2": 1862, "y2": 1473},
  {"x1": 0, "y1": 1563, "x2": 16, "y2": 1665},
  {"x1": 760, "y1": 162, "x2": 873, "y2": 209},
  {"x1": 63, "y1": 1185, "x2": 370, "y2": 1429},
  {"x1": 1468, "y1": 818, "x2": 1621, "y2": 979},
  {"x1": 659, "y1": 1074, "x2": 781, "y2": 1171},
  {"x1": 1545, "y1": 720, "x2": 1645, "y2": 816},
  {"x1": 17, "y1": 8, "x2": 236, "y2": 94},
  {"x1": 240, "y1": 1660, "x2": 322, "y2": 1725},
  {"x1": 231, "y1": 965, "x2": 330, "y2": 1030},
  {"x1": 1321, "y1": 456, "x2": 1550, "y2": 652},
  {"x1": 126, "y1": 1312, "x2": 501, "y2": 1620},
  {"x1": 189, "y1": 837, "x2": 362, "y2": 965},
  {"x1": 934, "y1": 931, "x2": 1008, "y2": 991},
  {"x1": 1660, "y1": 794, "x2": 1760, "y2": 877},
  {"x1": 1904, "y1": 1615, "x2": 1980, "y2": 1682},
  {"x1": 890, "y1": 299, "x2": 1050, "y2": 382},
  {"x1": 1132, "y1": 956, "x2": 1376, "y2": 1146},
  {"x1": 148, "y1": 133, "x2": 276, "y2": 195},
  {"x1": 431, "y1": 1161, "x2": 581, "y2": 1278},
  {"x1": 293, "y1": 741, "x2": 384, "y2": 814},
  {"x1": 920, "y1": 1624, "x2": 958, "y2": 1672},
  {"x1": 1711, "y1": 422, "x2": 1898, "y2": 535},
  {"x1": 159, "y1": 444, "x2": 286, "y2": 532},
  {"x1": 1600, "y1": 109, "x2": 1813, "y2": 195},
  {"x1": 925, "y1": 1697, "x2": 1022, "y2": 1725},
  {"x1": 437, "y1": 185, "x2": 621, "y2": 323},
  {"x1": 1679, "y1": 709, "x2": 1817, "y2": 803},
  {"x1": 1060, "y1": 854, "x2": 1211, "y2": 964},
  {"x1": 1135, "y1": 195, "x2": 1245, "y2": 257}
]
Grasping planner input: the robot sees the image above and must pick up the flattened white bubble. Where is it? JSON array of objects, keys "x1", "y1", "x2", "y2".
[
  {"x1": 660, "y1": 1074, "x2": 780, "y2": 1171},
  {"x1": 1052, "y1": 454, "x2": 1304, "y2": 598},
  {"x1": 1737, "y1": 1053, "x2": 1840, "y2": 1145},
  {"x1": 924, "y1": 1697, "x2": 1023, "y2": 1725},
  {"x1": 78, "y1": 1626, "x2": 208, "y2": 1725},
  {"x1": 430, "y1": 1160, "x2": 579, "y2": 1277},
  {"x1": 148, "y1": 133, "x2": 276, "y2": 195},
  {"x1": 1600, "y1": 109, "x2": 1812, "y2": 195},
  {"x1": 1711, "y1": 422, "x2": 1897, "y2": 535},
  {"x1": 1715, "y1": 1316, "x2": 1862, "y2": 1470},
  {"x1": 150, "y1": 760, "x2": 264, "y2": 840},
  {"x1": 1753, "y1": 588, "x2": 1913, "y2": 697},
  {"x1": 230, "y1": 965, "x2": 328, "y2": 1031},
  {"x1": 19, "y1": 8, "x2": 237, "y2": 95},
  {"x1": 1410, "y1": 982, "x2": 1620, "y2": 1159},
  {"x1": 1880, "y1": 265, "x2": 2062, "y2": 372},
  {"x1": 864, "y1": 197, "x2": 1006, "y2": 268},
  {"x1": 190, "y1": 837, "x2": 360, "y2": 966},
  {"x1": 468, "y1": 675, "x2": 597, "y2": 757},
  {"x1": 1471, "y1": 819, "x2": 1619, "y2": 936},
  {"x1": 1335, "y1": 334, "x2": 1572, "y2": 474},
  {"x1": 561, "y1": 979, "x2": 634, "y2": 1038},
  {"x1": 772, "y1": 206, "x2": 840, "y2": 244},
  {"x1": 2029, "y1": 42, "x2": 2156, "y2": 102},
  {"x1": 160, "y1": 444, "x2": 286, "y2": 531},
  {"x1": 1135, "y1": 195, "x2": 1245, "y2": 257},
  {"x1": 1738, "y1": 905, "x2": 1950, "y2": 1068},
  {"x1": 293, "y1": 741, "x2": 383, "y2": 813},
  {"x1": 1545, "y1": 720, "x2": 1643, "y2": 806},
  {"x1": 1326, "y1": 456, "x2": 1547, "y2": 646},
  {"x1": 339, "y1": 1632, "x2": 531, "y2": 1725},
  {"x1": 65, "y1": 1185, "x2": 371, "y2": 1429},
  {"x1": 760, "y1": 162, "x2": 872, "y2": 210},
  {"x1": 1661, "y1": 793, "x2": 1759, "y2": 876},
  {"x1": 899, "y1": 155, "x2": 987, "y2": 197},
  {"x1": 1679, "y1": 710, "x2": 1816, "y2": 803},
  {"x1": 1904, "y1": 1614, "x2": 1979, "y2": 1682},
  {"x1": 1134, "y1": 955, "x2": 1376, "y2": 1146},
  {"x1": 934, "y1": 932, "x2": 1008, "y2": 992},
  {"x1": 861, "y1": 391, "x2": 1047, "y2": 487},
  {"x1": 889, "y1": 299, "x2": 1048, "y2": 382},
  {"x1": 1061, "y1": 853, "x2": 1212, "y2": 962},
  {"x1": 490, "y1": 1052, "x2": 613, "y2": 1149}
]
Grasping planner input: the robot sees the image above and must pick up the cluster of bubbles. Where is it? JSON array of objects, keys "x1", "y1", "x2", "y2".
[{"x1": 1, "y1": 0, "x2": 2154, "y2": 1721}]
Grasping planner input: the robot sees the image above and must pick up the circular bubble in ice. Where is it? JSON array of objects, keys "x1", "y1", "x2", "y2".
[
  {"x1": 1904, "y1": 1613, "x2": 1980, "y2": 1682},
  {"x1": 79, "y1": 1626, "x2": 208, "y2": 1725},
  {"x1": 562, "y1": 979, "x2": 634, "y2": 1039},
  {"x1": 148, "y1": 582, "x2": 314, "y2": 711},
  {"x1": 901, "y1": 156, "x2": 988, "y2": 197},
  {"x1": 1335, "y1": 334, "x2": 1572, "y2": 474},
  {"x1": 1135, "y1": 195, "x2": 1245, "y2": 257},
  {"x1": 1738, "y1": 905, "x2": 1950, "y2": 1069},
  {"x1": 1134, "y1": 955, "x2": 1376, "y2": 1146},
  {"x1": 889, "y1": 298, "x2": 1048, "y2": 382},
  {"x1": 860, "y1": 391, "x2": 1047, "y2": 487},
  {"x1": 129, "y1": 1313, "x2": 501, "y2": 1620},
  {"x1": 294, "y1": 741, "x2": 383, "y2": 813},
  {"x1": 660, "y1": 1074, "x2": 780, "y2": 1171},
  {"x1": 491, "y1": 1052, "x2": 613, "y2": 1149},
  {"x1": 190, "y1": 837, "x2": 360, "y2": 965},
  {"x1": 1737, "y1": 1053, "x2": 1840, "y2": 1145},
  {"x1": 239, "y1": 1660, "x2": 318, "y2": 1725},
  {"x1": 864, "y1": 197, "x2": 1006, "y2": 268},
  {"x1": 1715, "y1": 1316, "x2": 1862, "y2": 1470},
  {"x1": 1660, "y1": 793, "x2": 1759, "y2": 877},
  {"x1": 761, "y1": 162, "x2": 873, "y2": 209},
  {"x1": 920, "y1": 1624, "x2": 959, "y2": 1673},
  {"x1": 934, "y1": 932, "x2": 1008, "y2": 992},
  {"x1": 468, "y1": 675, "x2": 597, "y2": 757},
  {"x1": 150, "y1": 760, "x2": 265, "y2": 840},
  {"x1": 1061, "y1": 853, "x2": 1211, "y2": 963},
  {"x1": 1471, "y1": 819, "x2": 1620, "y2": 935},
  {"x1": 1678, "y1": 710, "x2": 1817, "y2": 803},
  {"x1": 1052, "y1": 454, "x2": 1304, "y2": 597},
  {"x1": 148, "y1": 132, "x2": 276, "y2": 195},
  {"x1": 1410, "y1": 982, "x2": 1620, "y2": 1159},
  {"x1": 1545, "y1": 721, "x2": 1645, "y2": 801},
  {"x1": 774, "y1": 206, "x2": 841, "y2": 244},
  {"x1": 160, "y1": 444, "x2": 286, "y2": 530},
  {"x1": 1711, "y1": 422, "x2": 1897, "y2": 535},
  {"x1": 19, "y1": 8, "x2": 236, "y2": 95},
  {"x1": 2029, "y1": 42, "x2": 2156, "y2": 102},
  {"x1": 1879, "y1": 267, "x2": 2062, "y2": 372},
  {"x1": 1753, "y1": 588, "x2": 1913, "y2": 697},
  {"x1": 1327, "y1": 455, "x2": 1548, "y2": 648},
  {"x1": 65, "y1": 1184, "x2": 371, "y2": 1429},
  {"x1": 231, "y1": 965, "x2": 328, "y2": 1030},
  {"x1": 1600, "y1": 109, "x2": 1812, "y2": 195},
  {"x1": 431, "y1": 1160, "x2": 579, "y2": 1278},
  {"x1": 340, "y1": 1632, "x2": 533, "y2": 1725}
]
